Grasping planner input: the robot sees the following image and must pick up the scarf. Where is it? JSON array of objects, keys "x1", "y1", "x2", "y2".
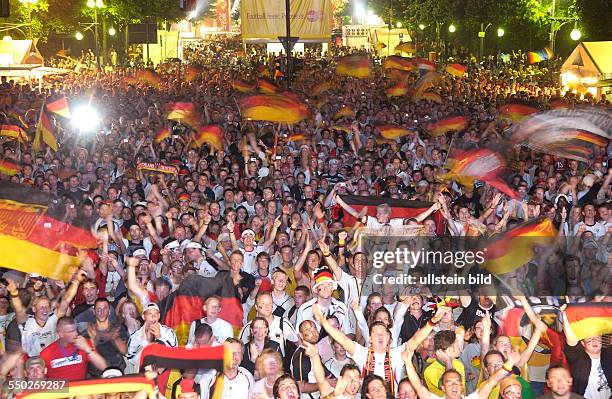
[{"x1": 363, "y1": 345, "x2": 394, "y2": 397}]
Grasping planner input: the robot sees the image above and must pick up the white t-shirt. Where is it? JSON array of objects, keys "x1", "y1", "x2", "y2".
[
  {"x1": 365, "y1": 216, "x2": 404, "y2": 230},
  {"x1": 207, "y1": 368, "x2": 253, "y2": 399},
  {"x1": 295, "y1": 298, "x2": 353, "y2": 335},
  {"x1": 20, "y1": 313, "x2": 58, "y2": 356},
  {"x1": 573, "y1": 221, "x2": 607, "y2": 238},
  {"x1": 240, "y1": 245, "x2": 265, "y2": 275},
  {"x1": 187, "y1": 317, "x2": 235, "y2": 346},
  {"x1": 324, "y1": 357, "x2": 353, "y2": 378},
  {"x1": 584, "y1": 357, "x2": 611, "y2": 399},
  {"x1": 239, "y1": 316, "x2": 298, "y2": 356},
  {"x1": 0, "y1": 312, "x2": 15, "y2": 352},
  {"x1": 350, "y1": 343, "x2": 405, "y2": 391}
]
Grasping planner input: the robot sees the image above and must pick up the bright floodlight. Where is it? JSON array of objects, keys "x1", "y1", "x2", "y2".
[
  {"x1": 75, "y1": 31, "x2": 84, "y2": 40},
  {"x1": 448, "y1": 24, "x2": 456, "y2": 33},
  {"x1": 497, "y1": 28, "x2": 505, "y2": 37},
  {"x1": 72, "y1": 105, "x2": 100, "y2": 132},
  {"x1": 2, "y1": 35, "x2": 11, "y2": 41},
  {"x1": 419, "y1": 24, "x2": 425, "y2": 30},
  {"x1": 188, "y1": 10, "x2": 197, "y2": 20},
  {"x1": 396, "y1": 22, "x2": 402, "y2": 28},
  {"x1": 570, "y1": 28, "x2": 581, "y2": 41},
  {"x1": 86, "y1": 0, "x2": 95, "y2": 7},
  {"x1": 108, "y1": 27, "x2": 116, "y2": 36}
]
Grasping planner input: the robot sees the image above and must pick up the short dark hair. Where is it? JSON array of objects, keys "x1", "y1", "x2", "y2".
[
  {"x1": 294, "y1": 285, "x2": 310, "y2": 297},
  {"x1": 483, "y1": 350, "x2": 505, "y2": 367},
  {"x1": 440, "y1": 369, "x2": 462, "y2": 386},
  {"x1": 194, "y1": 323, "x2": 213, "y2": 340},
  {"x1": 339, "y1": 364, "x2": 360, "y2": 377},
  {"x1": 56, "y1": 316, "x2": 75, "y2": 330},
  {"x1": 273, "y1": 374, "x2": 299, "y2": 399},
  {"x1": 434, "y1": 330, "x2": 456, "y2": 351},
  {"x1": 545, "y1": 365, "x2": 571, "y2": 380},
  {"x1": 362, "y1": 375, "x2": 387, "y2": 399}
]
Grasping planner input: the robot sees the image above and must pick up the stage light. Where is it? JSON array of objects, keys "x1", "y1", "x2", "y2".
[{"x1": 72, "y1": 105, "x2": 100, "y2": 132}]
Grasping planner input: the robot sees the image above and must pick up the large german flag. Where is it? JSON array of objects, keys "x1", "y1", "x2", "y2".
[
  {"x1": 336, "y1": 55, "x2": 371, "y2": 78},
  {"x1": 160, "y1": 274, "x2": 244, "y2": 345},
  {"x1": 46, "y1": 97, "x2": 71, "y2": 119},
  {"x1": 427, "y1": 115, "x2": 468, "y2": 136},
  {"x1": 385, "y1": 81, "x2": 409, "y2": 97},
  {"x1": 336, "y1": 195, "x2": 445, "y2": 235},
  {"x1": 154, "y1": 127, "x2": 171, "y2": 143},
  {"x1": 232, "y1": 79, "x2": 255, "y2": 93},
  {"x1": 499, "y1": 103, "x2": 538, "y2": 122},
  {"x1": 0, "y1": 160, "x2": 21, "y2": 176},
  {"x1": 383, "y1": 55, "x2": 416, "y2": 71},
  {"x1": 445, "y1": 63, "x2": 466, "y2": 77},
  {"x1": 257, "y1": 79, "x2": 279, "y2": 94},
  {"x1": 0, "y1": 181, "x2": 98, "y2": 281},
  {"x1": 333, "y1": 106, "x2": 354, "y2": 120},
  {"x1": 378, "y1": 125, "x2": 412, "y2": 139},
  {"x1": 239, "y1": 94, "x2": 310, "y2": 124},
  {"x1": 565, "y1": 302, "x2": 612, "y2": 340},
  {"x1": 484, "y1": 217, "x2": 557, "y2": 275},
  {"x1": 15, "y1": 376, "x2": 155, "y2": 399},
  {"x1": 140, "y1": 344, "x2": 229, "y2": 371},
  {"x1": 33, "y1": 109, "x2": 58, "y2": 152},
  {"x1": 167, "y1": 102, "x2": 199, "y2": 128},
  {"x1": 0, "y1": 124, "x2": 28, "y2": 142},
  {"x1": 193, "y1": 125, "x2": 224, "y2": 150}
]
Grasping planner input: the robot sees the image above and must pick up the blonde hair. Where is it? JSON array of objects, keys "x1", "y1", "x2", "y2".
[{"x1": 254, "y1": 348, "x2": 284, "y2": 379}]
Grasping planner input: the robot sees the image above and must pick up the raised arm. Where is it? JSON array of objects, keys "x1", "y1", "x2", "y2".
[
  {"x1": 57, "y1": 268, "x2": 88, "y2": 318},
  {"x1": 312, "y1": 303, "x2": 356, "y2": 355},
  {"x1": 477, "y1": 350, "x2": 521, "y2": 399},
  {"x1": 402, "y1": 345, "x2": 433, "y2": 399},
  {"x1": 303, "y1": 341, "x2": 333, "y2": 397},
  {"x1": 126, "y1": 257, "x2": 149, "y2": 302},
  {"x1": 333, "y1": 193, "x2": 364, "y2": 221},
  {"x1": 318, "y1": 239, "x2": 342, "y2": 281},
  {"x1": 560, "y1": 305, "x2": 579, "y2": 347},
  {"x1": 7, "y1": 279, "x2": 27, "y2": 324},
  {"x1": 414, "y1": 202, "x2": 442, "y2": 223},
  {"x1": 405, "y1": 306, "x2": 451, "y2": 351}
]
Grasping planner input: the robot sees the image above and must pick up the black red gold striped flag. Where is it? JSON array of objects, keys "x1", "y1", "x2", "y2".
[
  {"x1": 378, "y1": 125, "x2": 412, "y2": 139},
  {"x1": 46, "y1": 97, "x2": 71, "y2": 118},
  {"x1": 484, "y1": 217, "x2": 557, "y2": 275},
  {"x1": 499, "y1": 103, "x2": 538, "y2": 121},
  {"x1": 257, "y1": 79, "x2": 279, "y2": 94},
  {"x1": 154, "y1": 127, "x2": 171, "y2": 143},
  {"x1": 239, "y1": 94, "x2": 310, "y2": 124},
  {"x1": 140, "y1": 343, "x2": 229, "y2": 371},
  {"x1": 427, "y1": 115, "x2": 468, "y2": 136},
  {"x1": 0, "y1": 159, "x2": 21, "y2": 176},
  {"x1": 15, "y1": 376, "x2": 155, "y2": 399},
  {"x1": 383, "y1": 55, "x2": 416, "y2": 71},
  {"x1": 193, "y1": 125, "x2": 224, "y2": 150},
  {"x1": 336, "y1": 55, "x2": 371, "y2": 78},
  {"x1": 0, "y1": 181, "x2": 98, "y2": 281},
  {"x1": 333, "y1": 106, "x2": 354, "y2": 120},
  {"x1": 0, "y1": 124, "x2": 28, "y2": 142},
  {"x1": 232, "y1": 79, "x2": 255, "y2": 93},
  {"x1": 565, "y1": 302, "x2": 612, "y2": 340},
  {"x1": 445, "y1": 63, "x2": 466, "y2": 77},
  {"x1": 34, "y1": 108, "x2": 58, "y2": 152}
]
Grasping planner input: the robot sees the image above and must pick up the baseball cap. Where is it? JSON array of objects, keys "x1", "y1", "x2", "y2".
[
  {"x1": 241, "y1": 229, "x2": 255, "y2": 238},
  {"x1": 142, "y1": 303, "x2": 160, "y2": 315}
]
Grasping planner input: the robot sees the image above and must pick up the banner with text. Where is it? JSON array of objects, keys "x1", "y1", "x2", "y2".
[{"x1": 241, "y1": 0, "x2": 332, "y2": 41}]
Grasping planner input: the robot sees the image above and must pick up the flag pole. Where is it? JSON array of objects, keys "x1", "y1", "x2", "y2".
[{"x1": 33, "y1": 99, "x2": 46, "y2": 153}]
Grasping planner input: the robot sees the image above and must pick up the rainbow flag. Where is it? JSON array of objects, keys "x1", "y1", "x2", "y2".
[
  {"x1": 333, "y1": 106, "x2": 354, "y2": 120},
  {"x1": 427, "y1": 115, "x2": 467, "y2": 136},
  {"x1": 184, "y1": 65, "x2": 200, "y2": 82},
  {"x1": 33, "y1": 109, "x2": 58, "y2": 152},
  {"x1": 528, "y1": 47, "x2": 553, "y2": 64},
  {"x1": 0, "y1": 181, "x2": 98, "y2": 282},
  {"x1": 394, "y1": 42, "x2": 416, "y2": 54},
  {"x1": 485, "y1": 217, "x2": 557, "y2": 275},
  {"x1": 564, "y1": 303, "x2": 612, "y2": 341},
  {"x1": 499, "y1": 103, "x2": 538, "y2": 121},
  {"x1": 193, "y1": 125, "x2": 224, "y2": 150},
  {"x1": 0, "y1": 124, "x2": 28, "y2": 142},
  {"x1": 336, "y1": 55, "x2": 371, "y2": 78},
  {"x1": 0, "y1": 160, "x2": 21, "y2": 176},
  {"x1": 445, "y1": 63, "x2": 466, "y2": 77},
  {"x1": 46, "y1": 97, "x2": 71, "y2": 118},
  {"x1": 257, "y1": 79, "x2": 279, "y2": 94},
  {"x1": 417, "y1": 58, "x2": 436, "y2": 71},
  {"x1": 232, "y1": 79, "x2": 255, "y2": 93},
  {"x1": 239, "y1": 94, "x2": 310, "y2": 124},
  {"x1": 378, "y1": 125, "x2": 412, "y2": 139},
  {"x1": 154, "y1": 127, "x2": 171, "y2": 143},
  {"x1": 383, "y1": 55, "x2": 416, "y2": 71},
  {"x1": 385, "y1": 81, "x2": 409, "y2": 97}
]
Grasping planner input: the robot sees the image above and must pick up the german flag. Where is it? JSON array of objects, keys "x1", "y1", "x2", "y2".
[
  {"x1": 0, "y1": 124, "x2": 28, "y2": 142},
  {"x1": 184, "y1": 65, "x2": 200, "y2": 82},
  {"x1": 383, "y1": 55, "x2": 416, "y2": 71},
  {"x1": 193, "y1": 125, "x2": 224, "y2": 150},
  {"x1": 573, "y1": 130, "x2": 608, "y2": 147},
  {"x1": 378, "y1": 125, "x2": 412, "y2": 139},
  {"x1": 160, "y1": 274, "x2": 244, "y2": 345},
  {"x1": 15, "y1": 376, "x2": 155, "y2": 399},
  {"x1": 336, "y1": 55, "x2": 371, "y2": 78},
  {"x1": 167, "y1": 102, "x2": 199, "y2": 127},
  {"x1": 312, "y1": 81, "x2": 334, "y2": 96},
  {"x1": 136, "y1": 69, "x2": 163, "y2": 89},
  {"x1": 417, "y1": 58, "x2": 436, "y2": 71},
  {"x1": 257, "y1": 79, "x2": 279, "y2": 94},
  {"x1": 385, "y1": 81, "x2": 409, "y2": 97},
  {"x1": 484, "y1": 217, "x2": 557, "y2": 275},
  {"x1": 33, "y1": 109, "x2": 58, "y2": 152},
  {"x1": 445, "y1": 63, "x2": 466, "y2": 77},
  {"x1": 46, "y1": 97, "x2": 71, "y2": 118},
  {"x1": 413, "y1": 71, "x2": 441, "y2": 96},
  {"x1": 7, "y1": 111, "x2": 29, "y2": 129},
  {"x1": 140, "y1": 344, "x2": 229, "y2": 372},
  {"x1": 331, "y1": 124, "x2": 352, "y2": 133},
  {"x1": 232, "y1": 79, "x2": 255, "y2": 93},
  {"x1": 239, "y1": 94, "x2": 310, "y2": 124},
  {"x1": 394, "y1": 42, "x2": 416, "y2": 54},
  {"x1": 499, "y1": 103, "x2": 538, "y2": 122},
  {"x1": 564, "y1": 302, "x2": 612, "y2": 341},
  {"x1": 333, "y1": 106, "x2": 354, "y2": 120},
  {"x1": 154, "y1": 127, "x2": 171, "y2": 143},
  {"x1": 549, "y1": 98, "x2": 569, "y2": 109},
  {"x1": 415, "y1": 91, "x2": 442, "y2": 103},
  {"x1": 287, "y1": 134, "x2": 307, "y2": 142},
  {"x1": 427, "y1": 115, "x2": 467, "y2": 136},
  {"x1": 0, "y1": 181, "x2": 98, "y2": 281},
  {"x1": 336, "y1": 195, "x2": 445, "y2": 235},
  {"x1": 0, "y1": 160, "x2": 21, "y2": 176}
]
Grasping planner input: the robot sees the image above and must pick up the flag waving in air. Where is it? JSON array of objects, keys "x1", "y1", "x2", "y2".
[
  {"x1": 239, "y1": 94, "x2": 310, "y2": 124},
  {"x1": 46, "y1": 97, "x2": 71, "y2": 118},
  {"x1": 336, "y1": 55, "x2": 372, "y2": 78},
  {"x1": 193, "y1": 125, "x2": 224, "y2": 150},
  {"x1": 34, "y1": 107, "x2": 58, "y2": 152},
  {"x1": 564, "y1": 302, "x2": 612, "y2": 340},
  {"x1": 427, "y1": 115, "x2": 468, "y2": 136}
]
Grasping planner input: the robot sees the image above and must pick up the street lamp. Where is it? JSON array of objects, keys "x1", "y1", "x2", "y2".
[
  {"x1": 497, "y1": 28, "x2": 505, "y2": 37},
  {"x1": 75, "y1": 31, "x2": 84, "y2": 40},
  {"x1": 418, "y1": 24, "x2": 425, "y2": 30},
  {"x1": 18, "y1": 0, "x2": 37, "y2": 39},
  {"x1": 448, "y1": 24, "x2": 456, "y2": 33},
  {"x1": 396, "y1": 22, "x2": 402, "y2": 28},
  {"x1": 87, "y1": 0, "x2": 104, "y2": 68},
  {"x1": 108, "y1": 27, "x2": 116, "y2": 36},
  {"x1": 570, "y1": 28, "x2": 581, "y2": 41}
]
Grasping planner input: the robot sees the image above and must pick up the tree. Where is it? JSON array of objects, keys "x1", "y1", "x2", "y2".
[{"x1": 575, "y1": 0, "x2": 612, "y2": 41}]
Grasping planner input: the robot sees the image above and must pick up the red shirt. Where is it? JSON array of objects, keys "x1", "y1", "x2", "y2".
[{"x1": 40, "y1": 340, "x2": 93, "y2": 381}]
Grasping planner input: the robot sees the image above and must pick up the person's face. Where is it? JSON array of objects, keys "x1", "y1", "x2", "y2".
[
  {"x1": 486, "y1": 353, "x2": 504, "y2": 376},
  {"x1": 94, "y1": 301, "x2": 110, "y2": 322},
  {"x1": 495, "y1": 336, "x2": 512, "y2": 357},
  {"x1": 582, "y1": 335, "x2": 602, "y2": 354},
  {"x1": 368, "y1": 296, "x2": 383, "y2": 312},
  {"x1": 276, "y1": 378, "x2": 299, "y2": 399},
  {"x1": 584, "y1": 205, "x2": 595, "y2": 218},
  {"x1": 229, "y1": 253, "x2": 243, "y2": 272},
  {"x1": 243, "y1": 233, "x2": 255, "y2": 246},
  {"x1": 58, "y1": 322, "x2": 78, "y2": 343},
  {"x1": 458, "y1": 207, "x2": 470, "y2": 222},
  {"x1": 26, "y1": 363, "x2": 46, "y2": 380},
  {"x1": 251, "y1": 319, "x2": 268, "y2": 340},
  {"x1": 205, "y1": 298, "x2": 221, "y2": 318},
  {"x1": 375, "y1": 207, "x2": 391, "y2": 223},
  {"x1": 83, "y1": 282, "x2": 98, "y2": 303},
  {"x1": 229, "y1": 342, "x2": 243, "y2": 369},
  {"x1": 306, "y1": 253, "x2": 320, "y2": 270},
  {"x1": 546, "y1": 368, "x2": 572, "y2": 396},
  {"x1": 366, "y1": 379, "x2": 387, "y2": 399},
  {"x1": 262, "y1": 353, "x2": 280, "y2": 376},
  {"x1": 33, "y1": 299, "x2": 51, "y2": 322},
  {"x1": 370, "y1": 325, "x2": 390, "y2": 351},
  {"x1": 143, "y1": 309, "x2": 160, "y2": 325},
  {"x1": 343, "y1": 369, "x2": 362, "y2": 395},
  {"x1": 441, "y1": 373, "x2": 463, "y2": 399},
  {"x1": 299, "y1": 321, "x2": 319, "y2": 344},
  {"x1": 272, "y1": 272, "x2": 288, "y2": 291},
  {"x1": 178, "y1": 392, "x2": 199, "y2": 399},
  {"x1": 256, "y1": 295, "x2": 273, "y2": 318},
  {"x1": 501, "y1": 384, "x2": 522, "y2": 399},
  {"x1": 398, "y1": 381, "x2": 417, "y2": 399},
  {"x1": 294, "y1": 290, "x2": 308, "y2": 307},
  {"x1": 374, "y1": 311, "x2": 390, "y2": 326},
  {"x1": 316, "y1": 281, "x2": 334, "y2": 299},
  {"x1": 474, "y1": 321, "x2": 484, "y2": 340}
]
